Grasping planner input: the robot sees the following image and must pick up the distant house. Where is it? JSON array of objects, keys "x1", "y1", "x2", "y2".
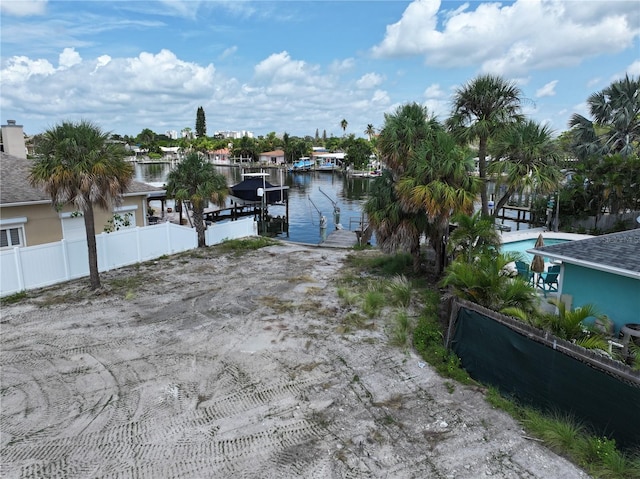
[
  {"x1": 207, "y1": 148, "x2": 231, "y2": 165},
  {"x1": 259, "y1": 149, "x2": 285, "y2": 165},
  {"x1": 529, "y1": 229, "x2": 640, "y2": 333},
  {"x1": 0, "y1": 151, "x2": 165, "y2": 248}
]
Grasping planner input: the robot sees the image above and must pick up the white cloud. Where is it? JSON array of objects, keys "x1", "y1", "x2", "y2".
[
  {"x1": 372, "y1": 0, "x2": 640, "y2": 76},
  {"x1": 59, "y1": 47, "x2": 82, "y2": 69},
  {"x1": 626, "y1": 60, "x2": 640, "y2": 76},
  {"x1": 535, "y1": 80, "x2": 558, "y2": 98},
  {"x1": 220, "y1": 46, "x2": 237, "y2": 60},
  {"x1": 423, "y1": 83, "x2": 446, "y2": 99},
  {"x1": 356, "y1": 73, "x2": 383, "y2": 89},
  {"x1": 0, "y1": 0, "x2": 47, "y2": 16}
]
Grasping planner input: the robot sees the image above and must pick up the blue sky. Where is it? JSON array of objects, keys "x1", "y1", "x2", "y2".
[{"x1": 1, "y1": 0, "x2": 638, "y2": 139}]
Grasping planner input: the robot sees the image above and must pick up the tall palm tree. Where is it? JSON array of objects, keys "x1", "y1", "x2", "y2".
[
  {"x1": 569, "y1": 75, "x2": 640, "y2": 159},
  {"x1": 397, "y1": 129, "x2": 479, "y2": 274},
  {"x1": 448, "y1": 74, "x2": 524, "y2": 216},
  {"x1": 377, "y1": 103, "x2": 440, "y2": 177},
  {"x1": 340, "y1": 119, "x2": 348, "y2": 136},
  {"x1": 29, "y1": 120, "x2": 133, "y2": 290},
  {"x1": 487, "y1": 120, "x2": 562, "y2": 215},
  {"x1": 166, "y1": 152, "x2": 228, "y2": 247},
  {"x1": 365, "y1": 124, "x2": 376, "y2": 141},
  {"x1": 363, "y1": 170, "x2": 426, "y2": 265}
]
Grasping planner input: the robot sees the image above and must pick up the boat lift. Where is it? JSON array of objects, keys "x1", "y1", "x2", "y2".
[
  {"x1": 318, "y1": 187, "x2": 341, "y2": 228},
  {"x1": 308, "y1": 196, "x2": 328, "y2": 230}
]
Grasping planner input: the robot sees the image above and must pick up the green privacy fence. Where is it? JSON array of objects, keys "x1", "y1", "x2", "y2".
[{"x1": 446, "y1": 300, "x2": 640, "y2": 449}]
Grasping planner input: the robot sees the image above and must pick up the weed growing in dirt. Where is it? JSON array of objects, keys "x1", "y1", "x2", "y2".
[
  {"x1": 216, "y1": 237, "x2": 277, "y2": 253},
  {"x1": 363, "y1": 288, "x2": 385, "y2": 318},
  {"x1": 387, "y1": 275, "x2": 412, "y2": 307},
  {"x1": 389, "y1": 311, "x2": 411, "y2": 347},
  {"x1": 0, "y1": 291, "x2": 28, "y2": 305},
  {"x1": 108, "y1": 273, "x2": 147, "y2": 293}
]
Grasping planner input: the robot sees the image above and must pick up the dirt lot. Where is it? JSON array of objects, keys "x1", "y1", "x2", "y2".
[{"x1": 0, "y1": 241, "x2": 589, "y2": 478}]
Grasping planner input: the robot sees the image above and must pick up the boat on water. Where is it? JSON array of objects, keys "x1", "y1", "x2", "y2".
[
  {"x1": 229, "y1": 172, "x2": 288, "y2": 205},
  {"x1": 289, "y1": 157, "x2": 313, "y2": 172}
]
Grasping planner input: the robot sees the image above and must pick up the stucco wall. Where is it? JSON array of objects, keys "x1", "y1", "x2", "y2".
[
  {"x1": 1, "y1": 196, "x2": 147, "y2": 247},
  {"x1": 562, "y1": 263, "x2": 640, "y2": 333}
]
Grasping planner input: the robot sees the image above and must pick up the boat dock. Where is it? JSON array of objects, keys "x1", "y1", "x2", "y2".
[{"x1": 320, "y1": 229, "x2": 359, "y2": 248}]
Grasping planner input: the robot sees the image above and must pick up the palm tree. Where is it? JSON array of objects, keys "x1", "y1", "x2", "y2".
[
  {"x1": 165, "y1": 152, "x2": 228, "y2": 247},
  {"x1": 448, "y1": 74, "x2": 524, "y2": 216},
  {"x1": 29, "y1": 120, "x2": 133, "y2": 290},
  {"x1": 365, "y1": 124, "x2": 376, "y2": 141},
  {"x1": 340, "y1": 119, "x2": 348, "y2": 136},
  {"x1": 569, "y1": 75, "x2": 640, "y2": 159},
  {"x1": 487, "y1": 120, "x2": 562, "y2": 216},
  {"x1": 447, "y1": 211, "x2": 501, "y2": 264},
  {"x1": 377, "y1": 103, "x2": 441, "y2": 177},
  {"x1": 397, "y1": 128, "x2": 479, "y2": 274},
  {"x1": 363, "y1": 170, "x2": 426, "y2": 266},
  {"x1": 440, "y1": 251, "x2": 537, "y2": 313}
]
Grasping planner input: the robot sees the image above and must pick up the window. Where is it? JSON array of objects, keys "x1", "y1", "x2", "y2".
[
  {"x1": 0, "y1": 227, "x2": 24, "y2": 248},
  {"x1": 0, "y1": 217, "x2": 27, "y2": 248}
]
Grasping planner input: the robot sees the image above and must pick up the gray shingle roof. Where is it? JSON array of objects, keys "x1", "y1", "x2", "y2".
[
  {"x1": 530, "y1": 229, "x2": 640, "y2": 277},
  {"x1": 1, "y1": 152, "x2": 163, "y2": 205}
]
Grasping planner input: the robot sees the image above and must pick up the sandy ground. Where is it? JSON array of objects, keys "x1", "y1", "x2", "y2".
[{"x1": 0, "y1": 242, "x2": 589, "y2": 478}]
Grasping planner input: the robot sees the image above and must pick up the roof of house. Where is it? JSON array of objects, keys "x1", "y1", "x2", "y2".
[
  {"x1": 529, "y1": 228, "x2": 640, "y2": 279},
  {"x1": 1, "y1": 152, "x2": 163, "y2": 206},
  {"x1": 259, "y1": 149, "x2": 285, "y2": 156}
]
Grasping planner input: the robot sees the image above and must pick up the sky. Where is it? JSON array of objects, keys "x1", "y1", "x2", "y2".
[{"x1": 1, "y1": 0, "x2": 639, "y2": 139}]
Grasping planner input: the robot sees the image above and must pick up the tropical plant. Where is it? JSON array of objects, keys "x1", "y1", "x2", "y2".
[
  {"x1": 377, "y1": 103, "x2": 440, "y2": 177},
  {"x1": 448, "y1": 74, "x2": 524, "y2": 216},
  {"x1": 365, "y1": 123, "x2": 376, "y2": 141},
  {"x1": 568, "y1": 75, "x2": 640, "y2": 159},
  {"x1": 364, "y1": 169, "x2": 426, "y2": 267},
  {"x1": 165, "y1": 152, "x2": 228, "y2": 247},
  {"x1": 487, "y1": 120, "x2": 563, "y2": 215},
  {"x1": 447, "y1": 211, "x2": 501, "y2": 263},
  {"x1": 536, "y1": 300, "x2": 609, "y2": 350},
  {"x1": 397, "y1": 128, "x2": 479, "y2": 274},
  {"x1": 340, "y1": 118, "x2": 348, "y2": 136},
  {"x1": 440, "y1": 251, "x2": 537, "y2": 313},
  {"x1": 30, "y1": 120, "x2": 133, "y2": 290}
]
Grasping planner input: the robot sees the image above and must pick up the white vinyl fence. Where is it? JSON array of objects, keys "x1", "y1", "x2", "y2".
[{"x1": 0, "y1": 218, "x2": 257, "y2": 297}]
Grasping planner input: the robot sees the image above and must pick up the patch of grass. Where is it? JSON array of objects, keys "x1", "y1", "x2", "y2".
[
  {"x1": 344, "y1": 251, "x2": 413, "y2": 277},
  {"x1": 337, "y1": 312, "x2": 371, "y2": 333},
  {"x1": 36, "y1": 291, "x2": 83, "y2": 307},
  {"x1": 216, "y1": 236, "x2": 277, "y2": 253},
  {"x1": 389, "y1": 310, "x2": 411, "y2": 347},
  {"x1": 485, "y1": 389, "x2": 640, "y2": 479},
  {"x1": 444, "y1": 381, "x2": 455, "y2": 394},
  {"x1": 412, "y1": 309, "x2": 473, "y2": 384},
  {"x1": 0, "y1": 291, "x2": 28, "y2": 305},
  {"x1": 337, "y1": 287, "x2": 360, "y2": 307},
  {"x1": 362, "y1": 289, "x2": 385, "y2": 318},
  {"x1": 108, "y1": 273, "x2": 147, "y2": 292},
  {"x1": 387, "y1": 275, "x2": 412, "y2": 307}
]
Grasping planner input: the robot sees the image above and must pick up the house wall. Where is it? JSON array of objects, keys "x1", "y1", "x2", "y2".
[
  {"x1": 562, "y1": 263, "x2": 640, "y2": 333},
  {"x1": 1, "y1": 196, "x2": 148, "y2": 247}
]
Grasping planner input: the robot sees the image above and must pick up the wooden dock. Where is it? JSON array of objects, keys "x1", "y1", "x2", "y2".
[{"x1": 320, "y1": 229, "x2": 359, "y2": 248}]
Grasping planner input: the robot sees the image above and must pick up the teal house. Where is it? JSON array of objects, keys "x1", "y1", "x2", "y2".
[{"x1": 529, "y1": 229, "x2": 640, "y2": 334}]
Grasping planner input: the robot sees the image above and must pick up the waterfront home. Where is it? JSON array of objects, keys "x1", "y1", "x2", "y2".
[
  {"x1": 528, "y1": 229, "x2": 640, "y2": 334},
  {"x1": 0, "y1": 151, "x2": 165, "y2": 248},
  {"x1": 259, "y1": 149, "x2": 286, "y2": 165}
]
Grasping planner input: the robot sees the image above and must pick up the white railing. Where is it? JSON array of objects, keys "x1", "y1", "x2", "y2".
[{"x1": 0, "y1": 217, "x2": 257, "y2": 297}]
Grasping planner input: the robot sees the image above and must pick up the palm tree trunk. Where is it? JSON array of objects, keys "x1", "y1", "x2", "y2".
[
  {"x1": 193, "y1": 208, "x2": 206, "y2": 247},
  {"x1": 478, "y1": 137, "x2": 489, "y2": 217},
  {"x1": 83, "y1": 204, "x2": 101, "y2": 290}
]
